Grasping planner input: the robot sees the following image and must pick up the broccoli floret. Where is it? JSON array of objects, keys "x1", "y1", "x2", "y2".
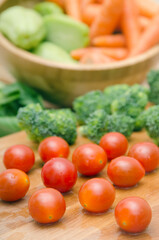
[
  {"x1": 79, "y1": 109, "x2": 135, "y2": 143},
  {"x1": 111, "y1": 84, "x2": 149, "y2": 118},
  {"x1": 147, "y1": 70, "x2": 159, "y2": 104},
  {"x1": 145, "y1": 105, "x2": 159, "y2": 145},
  {"x1": 73, "y1": 90, "x2": 110, "y2": 125},
  {"x1": 79, "y1": 109, "x2": 109, "y2": 143},
  {"x1": 17, "y1": 104, "x2": 77, "y2": 144},
  {"x1": 104, "y1": 84, "x2": 130, "y2": 102},
  {"x1": 107, "y1": 114, "x2": 135, "y2": 137}
]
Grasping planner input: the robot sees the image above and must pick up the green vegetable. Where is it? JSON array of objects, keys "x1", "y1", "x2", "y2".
[
  {"x1": 111, "y1": 84, "x2": 149, "y2": 118},
  {"x1": 0, "y1": 117, "x2": 20, "y2": 137},
  {"x1": 103, "y1": 84, "x2": 130, "y2": 113},
  {"x1": 17, "y1": 104, "x2": 77, "y2": 145},
  {"x1": 145, "y1": 105, "x2": 159, "y2": 145},
  {"x1": 44, "y1": 14, "x2": 89, "y2": 52},
  {"x1": 147, "y1": 70, "x2": 159, "y2": 105},
  {"x1": 0, "y1": 6, "x2": 46, "y2": 50},
  {"x1": 80, "y1": 109, "x2": 135, "y2": 143},
  {"x1": 34, "y1": 42, "x2": 76, "y2": 64},
  {"x1": 34, "y1": 2, "x2": 64, "y2": 16},
  {"x1": 73, "y1": 90, "x2": 110, "y2": 125}
]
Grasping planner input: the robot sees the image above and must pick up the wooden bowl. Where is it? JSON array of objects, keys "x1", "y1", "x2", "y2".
[{"x1": 0, "y1": 0, "x2": 159, "y2": 106}]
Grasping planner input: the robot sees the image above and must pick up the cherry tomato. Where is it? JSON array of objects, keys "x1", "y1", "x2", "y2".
[
  {"x1": 72, "y1": 143, "x2": 107, "y2": 176},
  {"x1": 41, "y1": 157, "x2": 77, "y2": 193},
  {"x1": 128, "y1": 142, "x2": 159, "y2": 172},
  {"x1": 115, "y1": 197, "x2": 152, "y2": 233},
  {"x1": 99, "y1": 132, "x2": 128, "y2": 160},
  {"x1": 0, "y1": 169, "x2": 30, "y2": 201},
  {"x1": 3, "y1": 145, "x2": 35, "y2": 172},
  {"x1": 107, "y1": 156, "x2": 145, "y2": 187},
  {"x1": 28, "y1": 188, "x2": 66, "y2": 224},
  {"x1": 79, "y1": 178, "x2": 115, "y2": 213},
  {"x1": 38, "y1": 136, "x2": 69, "y2": 163}
]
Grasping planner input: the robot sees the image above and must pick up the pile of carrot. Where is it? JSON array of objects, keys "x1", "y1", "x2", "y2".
[{"x1": 48, "y1": 0, "x2": 159, "y2": 64}]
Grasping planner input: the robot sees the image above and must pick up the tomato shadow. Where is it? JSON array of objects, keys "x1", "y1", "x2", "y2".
[
  {"x1": 117, "y1": 228, "x2": 152, "y2": 240},
  {"x1": 81, "y1": 207, "x2": 113, "y2": 217},
  {"x1": 31, "y1": 217, "x2": 66, "y2": 229}
]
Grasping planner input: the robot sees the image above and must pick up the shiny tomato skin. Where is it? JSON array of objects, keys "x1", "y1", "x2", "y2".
[
  {"x1": 72, "y1": 143, "x2": 107, "y2": 176},
  {"x1": 28, "y1": 188, "x2": 66, "y2": 224},
  {"x1": 128, "y1": 142, "x2": 159, "y2": 172},
  {"x1": 115, "y1": 197, "x2": 152, "y2": 233},
  {"x1": 3, "y1": 145, "x2": 35, "y2": 173},
  {"x1": 0, "y1": 169, "x2": 30, "y2": 201},
  {"x1": 38, "y1": 136, "x2": 69, "y2": 163},
  {"x1": 41, "y1": 158, "x2": 77, "y2": 193},
  {"x1": 99, "y1": 132, "x2": 128, "y2": 160},
  {"x1": 79, "y1": 178, "x2": 115, "y2": 213},
  {"x1": 107, "y1": 156, "x2": 145, "y2": 187}
]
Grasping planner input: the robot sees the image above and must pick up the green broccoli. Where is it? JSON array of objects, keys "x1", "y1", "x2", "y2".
[
  {"x1": 80, "y1": 109, "x2": 135, "y2": 143},
  {"x1": 147, "y1": 70, "x2": 159, "y2": 104},
  {"x1": 104, "y1": 84, "x2": 130, "y2": 104},
  {"x1": 111, "y1": 84, "x2": 149, "y2": 118},
  {"x1": 145, "y1": 105, "x2": 159, "y2": 146},
  {"x1": 17, "y1": 104, "x2": 77, "y2": 145},
  {"x1": 73, "y1": 90, "x2": 110, "y2": 125}
]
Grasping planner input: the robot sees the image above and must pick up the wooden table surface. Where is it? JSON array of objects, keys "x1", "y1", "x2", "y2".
[{"x1": 0, "y1": 131, "x2": 159, "y2": 240}]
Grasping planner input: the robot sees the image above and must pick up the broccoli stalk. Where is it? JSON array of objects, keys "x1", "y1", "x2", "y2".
[{"x1": 17, "y1": 104, "x2": 77, "y2": 145}]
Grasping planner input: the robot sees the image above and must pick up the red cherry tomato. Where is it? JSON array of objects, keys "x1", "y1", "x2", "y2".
[
  {"x1": 128, "y1": 142, "x2": 159, "y2": 172},
  {"x1": 38, "y1": 136, "x2": 69, "y2": 163},
  {"x1": 107, "y1": 156, "x2": 145, "y2": 187},
  {"x1": 41, "y1": 157, "x2": 77, "y2": 193},
  {"x1": 28, "y1": 188, "x2": 66, "y2": 224},
  {"x1": 115, "y1": 197, "x2": 152, "y2": 233},
  {"x1": 79, "y1": 178, "x2": 115, "y2": 213},
  {"x1": 72, "y1": 143, "x2": 107, "y2": 176},
  {"x1": 3, "y1": 145, "x2": 35, "y2": 172},
  {"x1": 99, "y1": 132, "x2": 128, "y2": 160},
  {"x1": 0, "y1": 169, "x2": 30, "y2": 201}
]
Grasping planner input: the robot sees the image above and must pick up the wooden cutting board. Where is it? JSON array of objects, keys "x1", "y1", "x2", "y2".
[{"x1": 0, "y1": 131, "x2": 159, "y2": 240}]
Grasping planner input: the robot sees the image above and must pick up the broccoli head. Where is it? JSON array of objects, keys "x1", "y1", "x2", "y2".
[
  {"x1": 104, "y1": 84, "x2": 130, "y2": 103},
  {"x1": 17, "y1": 104, "x2": 77, "y2": 144},
  {"x1": 79, "y1": 109, "x2": 135, "y2": 143},
  {"x1": 147, "y1": 70, "x2": 159, "y2": 104},
  {"x1": 111, "y1": 84, "x2": 149, "y2": 118},
  {"x1": 145, "y1": 105, "x2": 159, "y2": 145},
  {"x1": 73, "y1": 90, "x2": 110, "y2": 125}
]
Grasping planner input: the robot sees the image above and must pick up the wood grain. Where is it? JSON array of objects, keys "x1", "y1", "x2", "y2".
[{"x1": 0, "y1": 131, "x2": 159, "y2": 240}]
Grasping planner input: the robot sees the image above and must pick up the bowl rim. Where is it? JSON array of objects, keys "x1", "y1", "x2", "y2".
[{"x1": 0, "y1": 0, "x2": 159, "y2": 72}]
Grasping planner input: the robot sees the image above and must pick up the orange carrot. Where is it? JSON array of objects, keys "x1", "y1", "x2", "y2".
[
  {"x1": 71, "y1": 47, "x2": 128, "y2": 60},
  {"x1": 81, "y1": 4, "x2": 101, "y2": 26},
  {"x1": 136, "y1": 0, "x2": 159, "y2": 18},
  {"x1": 47, "y1": 0, "x2": 65, "y2": 8},
  {"x1": 90, "y1": 0, "x2": 124, "y2": 39},
  {"x1": 121, "y1": 0, "x2": 140, "y2": 51},
  {"x1": 80, "y1": 51, "x2": 115, "y2": 64},
  {"x1": 131, "y1": 13, "x2": 159, "y2": 56},
  {"x1": 64, "y1": 0, "x2": 81, "y2": 20},
  {"x1": 139, "y1": 16, "x2": 150, "y2": 31},
  {"x1": 92, "y1": 34, "x2": 126, "y2": 48}
]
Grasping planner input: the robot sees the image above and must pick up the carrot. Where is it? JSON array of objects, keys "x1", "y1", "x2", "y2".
[
  {"x1": 92, "y1": 34, "x2": 126, "y2": 48},
  {"x1": 81, "y1": 4, "x2": 101, "y2": 26},
  {"x1": 121, "y1": 0, "x2": 140, "y2": 52},
  {"x1": 47, "y1": 0, "x2": 65, "y2": 8},
  {"x1": 90, "y1": 0, "x2": 124, "y2": 39},
  {"x1": 131, "y1": 13, "x2": 159, "y2": 56},
  {"x1": 71, "y1": 47, "x2": 128, "y2": 60},
  {"x1": 136, "y1": 0, "x2": 159, "y2": 18},
  {"x1": 139, "y1": 16, "x2": 150, "y2": 31},
  {"x1": 80, "y1": 51, "x2": 115, "y2": 64},
  {"x1": 64, "y1": 0, "x2": 81, "y2": 21}
]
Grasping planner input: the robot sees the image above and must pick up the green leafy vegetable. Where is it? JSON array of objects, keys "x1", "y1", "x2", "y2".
[{"x1": 147, "y1": 70, "x2": 159, "y2": 105}]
